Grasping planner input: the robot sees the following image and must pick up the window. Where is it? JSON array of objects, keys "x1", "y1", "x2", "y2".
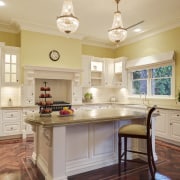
[
  {"x1": 151, "y1": 66, "x2": 172, "y2": 95},
  {"x1": 132, "y1": 70, "x2": 147, "y2": 95},
  {"x1": 129, "y1": 64, "x2": 174, "y2": 97}
]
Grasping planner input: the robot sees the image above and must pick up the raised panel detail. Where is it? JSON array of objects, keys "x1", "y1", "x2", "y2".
[
  {"x1": 93, "y1": 122, "x2": 115, "y2": 156},
  {"x1": 170, "y1": 122, "x2": 180, "y2": 141},
  {"x1": 66, "y1": 124, "x2": 89, "y2": 161}
]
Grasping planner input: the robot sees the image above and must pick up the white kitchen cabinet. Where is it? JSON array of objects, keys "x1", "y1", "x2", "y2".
[
  {"x1": 22, "y1": 69, "x2": 36, "y2": 106},
  {"x1": 22, "y1": 107, "x2": 38, "y2": 138},
  {"x1": 91, "y1": 57, "x2": 104, "y2": 87},
  {"x1": 104, "y1": 58, "x2": 114, "y2": 87},
  {"x1": 1, "y1": 46, "x2": 20, "y2": 85},
  {"x1": 2, "y1": 109, "x2": 22, "y2": 136},
  {"x1": 113, "y1": 57, "x2": 127, "y2": 87},
  {"x1": 169, "y1": 110, "x2": 180, "y2": 142},
  {"x1": 155, "y1": 109, "x2": 169, "y2": 138},
  {"x1": 82, "y1": 55, "x2": 91, "y2": 87},
  {"x1": 155, "y1": 109, "x2": 180, "y2": 145},
  {"x1": 82, "y1": 55, "x2": 127, "y2": 88}
]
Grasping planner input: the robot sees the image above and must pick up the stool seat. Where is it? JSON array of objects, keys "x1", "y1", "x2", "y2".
[
  {"x1": 119, "y1": 124, "x2": 146, "y2": 136},
  {"x1": 118, "y1": 105, "x2": 157, "y2": 179}
]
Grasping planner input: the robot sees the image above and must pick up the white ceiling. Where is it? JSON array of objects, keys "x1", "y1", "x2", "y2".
[{"x1": 0, "y1": 0, "x2": 180, "y2": 47}]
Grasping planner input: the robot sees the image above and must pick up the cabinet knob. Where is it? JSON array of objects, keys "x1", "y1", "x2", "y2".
[
  {"x1": 177, "y1": 114, "x2": 180, "y2": 116},
  {"x1": 11, "y1": 127, "x2": 13, "y2": 130},
  {"x1": 11, "y1": 114, "x2": 13, "y2": 117},
  {"x1": 170, "y1": 123, "x2": 173, "y2": 125}
]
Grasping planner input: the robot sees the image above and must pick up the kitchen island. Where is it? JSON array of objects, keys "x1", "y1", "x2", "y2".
[{"x1": 26, "y1": 107, "x2": 157, "y2": 180}]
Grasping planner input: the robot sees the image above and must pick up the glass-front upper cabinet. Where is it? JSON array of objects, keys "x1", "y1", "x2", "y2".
[
  {"x1": 91, "y1": 57, "x2": 104, "y2": 87},
  {"x1": 2, "y1": 46, "x2": 20, "y2": 85},
  {"x1": 113, "y1": 57, "x2": 127, "y2": 87}
]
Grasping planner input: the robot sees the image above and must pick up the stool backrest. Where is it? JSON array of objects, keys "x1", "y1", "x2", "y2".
[{"x1": 146, "y1": 105, "x2": 157, "y2": 137}]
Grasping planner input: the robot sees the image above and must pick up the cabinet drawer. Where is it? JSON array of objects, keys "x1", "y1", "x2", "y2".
[
  {"x1": 2, "y1": 111, "x2": 21, "y2": 120},
  {"x1": 170, "y1": 111, "x2": 180, "y2": 121},
  {"x1": 2, "y1": 122, "x2": 21, "y2": 135}
]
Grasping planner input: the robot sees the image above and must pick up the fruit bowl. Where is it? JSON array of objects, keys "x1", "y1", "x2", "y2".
[{"x1": 59, "y1": 108, "x2": 74, "y2": 116}]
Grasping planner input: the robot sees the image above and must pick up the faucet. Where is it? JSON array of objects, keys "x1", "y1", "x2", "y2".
[{"x1": 140, "y1": 93, "x2": 149, "y2": 107}]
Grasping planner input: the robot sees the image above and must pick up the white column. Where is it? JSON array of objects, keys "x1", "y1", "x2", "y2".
[{"x1": 47, "y1": 126, "x2": 67, "y2": 180}]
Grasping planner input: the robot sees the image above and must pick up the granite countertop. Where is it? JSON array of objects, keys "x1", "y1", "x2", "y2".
[
  {"x1": 25, "y1": 108, "x2": 147, "y2": 128},
  {"x1": 77, "y1": 102, "x2": 180, "y2": 111},
  {"x1": 0, "y1": 105, "x2": 38, "y2": 109}
]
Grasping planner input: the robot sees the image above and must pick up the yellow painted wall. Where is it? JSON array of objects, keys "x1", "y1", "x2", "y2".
[
  {"x1": 20, "y1": 30, "x2": 81, "y2": 69},
  {"x1": 0, "y1": 31, "x2": 20, "y2": 47},
  {"x1": 82, "y1": 44, "x2": 115, "y2": 58}
]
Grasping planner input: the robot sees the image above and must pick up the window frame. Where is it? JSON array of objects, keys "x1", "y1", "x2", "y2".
[{"x1": 128, "y1": 62, "x2": 175, "y2": 99}]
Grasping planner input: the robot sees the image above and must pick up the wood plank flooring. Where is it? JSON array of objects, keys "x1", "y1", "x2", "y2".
[{"x1": 0, "y1": 138, "x2": 179, "y2": 180}]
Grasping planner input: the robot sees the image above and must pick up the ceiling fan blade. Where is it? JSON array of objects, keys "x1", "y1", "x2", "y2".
[{"x1": 126, "y1": 20, "x2": 144, "y2": 30}]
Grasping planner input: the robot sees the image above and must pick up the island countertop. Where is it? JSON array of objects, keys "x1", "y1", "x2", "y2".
[{"x1": 25, "y1": 108, "x2": 147, "y2": 127}]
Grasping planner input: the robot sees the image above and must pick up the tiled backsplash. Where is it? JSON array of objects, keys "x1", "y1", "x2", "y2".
[
  {"x1": 35, "y1": 79, "x2": 72, "y2": 103},
  {"x1": 1, "y1": 87, "x2": 21, "y2": 106},
  {"x1": 82, "y1": 87, "x2": 128, "y2": 103}
]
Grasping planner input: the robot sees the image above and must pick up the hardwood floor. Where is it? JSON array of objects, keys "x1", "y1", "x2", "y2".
[{"x1": 0, "y1": 138, "x2": 179, "y2": 180}]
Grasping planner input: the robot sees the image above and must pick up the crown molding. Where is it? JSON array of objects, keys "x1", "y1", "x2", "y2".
[
  {"x1": 0, "y1": 21, "x2": 20, "y2": 33},
  {"x1": 13, "y1": 18, "x2": 84, "y2": 40},
  {"x1": 118, "y1": 22, "x2": 180, "y2": 47},
  {"x1": 1, "y1": 18, "x2": 179, "y2": 49}
]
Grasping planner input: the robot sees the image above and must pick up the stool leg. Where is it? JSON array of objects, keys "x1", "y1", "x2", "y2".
[
  {"x1": 124, "y1": 137, "x2": 127, "y2": 171},
  {"x1": 150, "y1": 136, "x2": 156, "y2": 172},
  {"x1": 147, "y1": 138, "x2": 155, "y2": 179},
  {"x1": 118, "y1": 134, "x2": 122, "y2": 176}
]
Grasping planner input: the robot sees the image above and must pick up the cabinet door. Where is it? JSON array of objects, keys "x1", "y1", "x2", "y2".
[
  {"x1": 82, "y1": 55, "x2": 91, "y2": 87},
  {"x1": 155, "y1": 109, "x2": 169, "y2": 138},
  {"x1": 169, "y1": 110, "x2": 180, "y2": 142},
  {"x1": 104, "y1": 58, "x2": 114, "y2": 87},
  {"x1": 113, "y1": 57, "x2": 127, "y2": 87},
  {"x1": 1, "y1": 46, "x2": 20, "y2": 85},
  {"x1": 91, "y1": 57, "x2": 104, "y2": 87}
]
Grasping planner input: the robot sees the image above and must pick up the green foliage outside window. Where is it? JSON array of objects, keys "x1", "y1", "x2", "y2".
[
  {"x1": 132, "y1": 65, "x2": 172, "y2": 96},
  {"x1": 151, "y1": 66, "x2": 172, "y2": 95}
]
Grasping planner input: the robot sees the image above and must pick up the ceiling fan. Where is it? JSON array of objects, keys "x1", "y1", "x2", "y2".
[{"x1": 108, "y1": 0, "x2": 144, "y2": 43}]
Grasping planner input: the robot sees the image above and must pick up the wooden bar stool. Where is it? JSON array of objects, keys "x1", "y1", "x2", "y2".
[{"x1": 118, "y1": 106, "x2": 157, "y2": 179}]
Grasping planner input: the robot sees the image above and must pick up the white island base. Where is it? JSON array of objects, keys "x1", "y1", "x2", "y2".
[{"x1": 31, "y1": 118, "x2": 157, "y2": 180}]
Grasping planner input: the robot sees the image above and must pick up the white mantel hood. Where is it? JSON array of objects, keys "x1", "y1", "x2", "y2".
[{"x1": 24, "y1": 65, "x2": 82, "y2": 81}]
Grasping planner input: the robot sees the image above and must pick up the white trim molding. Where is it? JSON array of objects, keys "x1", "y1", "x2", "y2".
[{"x1": 126, "y1": 51, "x2": 175, "y2": 70}]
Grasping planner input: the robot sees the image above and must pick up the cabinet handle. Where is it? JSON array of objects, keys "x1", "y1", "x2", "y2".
[
  {"x1": 170, "y1": 123, "x2": 173, "y2": 125},
  {"x1": 177, "y1": 114, "x2": 180, "y2": 116}
]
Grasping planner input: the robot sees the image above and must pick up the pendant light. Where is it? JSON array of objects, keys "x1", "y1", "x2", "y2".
[
  {"x1": 108, "y1": 0, "x2": 127, "y2": 43},
  {"x1": 56, "y1": 0, "x2": 79, "y2": 34}
]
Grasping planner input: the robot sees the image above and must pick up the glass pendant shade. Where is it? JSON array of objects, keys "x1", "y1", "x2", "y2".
[
  {"x1": 57, "y1": 0, "x2": 79, "y2": 34},
  {"x1": 108, "y1": 7, "x2": 127, "y2": 43}
]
